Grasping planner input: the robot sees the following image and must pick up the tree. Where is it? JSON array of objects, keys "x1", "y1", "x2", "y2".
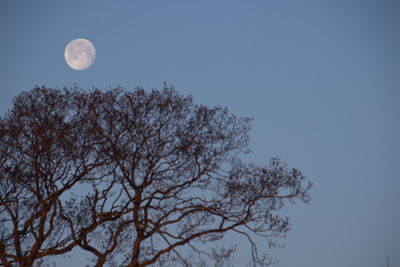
[{"x1": 0, "y1": 86, "x2": 312, "y2": 267}]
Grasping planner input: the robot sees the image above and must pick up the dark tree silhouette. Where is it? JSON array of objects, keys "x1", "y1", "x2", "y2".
[{"x1": 0, "y1": 86, "x2": 312, "y2": 267}]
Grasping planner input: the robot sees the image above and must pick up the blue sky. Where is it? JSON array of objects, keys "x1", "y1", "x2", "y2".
[{"x1": 0, "y1": 1, "x2": 399, "y2": 266}]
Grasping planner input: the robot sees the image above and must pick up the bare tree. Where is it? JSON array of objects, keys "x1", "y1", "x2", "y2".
[{"x1": 0, "y1": 86, "x2": 312, "y2": 267}]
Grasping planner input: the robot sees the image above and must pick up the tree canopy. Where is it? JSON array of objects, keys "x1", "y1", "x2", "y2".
[{"x1": 0, "y1": 86, "x2": 312, "y2": 267}]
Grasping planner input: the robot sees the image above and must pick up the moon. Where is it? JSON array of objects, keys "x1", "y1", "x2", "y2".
[{"x1": 64, "y1": 38, "x2": 96, "y2": 70}]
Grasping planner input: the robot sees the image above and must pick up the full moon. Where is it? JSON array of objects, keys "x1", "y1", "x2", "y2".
[{"x1": 64, "y1": 38, "x2": 96, "y2": 70}]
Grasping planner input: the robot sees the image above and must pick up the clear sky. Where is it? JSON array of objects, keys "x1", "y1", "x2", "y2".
[{"x1": 1, "y1": 1, "x2": 399, "y2": 266}]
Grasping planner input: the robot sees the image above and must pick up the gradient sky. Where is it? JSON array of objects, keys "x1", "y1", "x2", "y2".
[{"x1": 1, "y1": 1, "x2": 399, "y2": 266}]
